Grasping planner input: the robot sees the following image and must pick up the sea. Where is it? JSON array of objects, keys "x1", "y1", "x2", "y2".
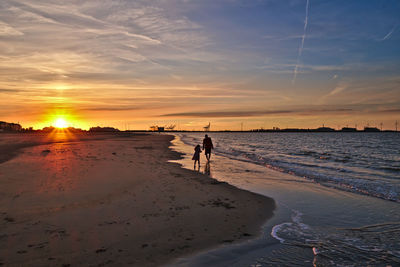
[{"x1": 169, "y1": 132, "x2": 400, "y2": 267}]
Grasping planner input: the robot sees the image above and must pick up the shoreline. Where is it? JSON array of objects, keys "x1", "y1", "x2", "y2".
[
  {"x1": 169, "y1": 132, "x2": 400, "y2": 266},
  {"x1": 0, "y1": 132, "x2": 275, "y2": 266}
]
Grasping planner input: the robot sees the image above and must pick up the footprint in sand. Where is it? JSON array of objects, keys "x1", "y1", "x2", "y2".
[
  {"x1": 95, "y1": 248, "x2": 107, "y2": 253},
  {"x1": 4, "y1": 217, "x2": 15, "y2": 222}
]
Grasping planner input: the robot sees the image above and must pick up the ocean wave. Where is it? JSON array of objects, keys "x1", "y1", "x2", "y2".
[{"x1": 177, "y1": 133, "x2": 400, "y2": 202}]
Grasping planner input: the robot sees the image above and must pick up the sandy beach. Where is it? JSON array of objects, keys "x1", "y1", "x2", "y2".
[{"x1": 0, "y1": 132, "x2": 275, "y2": 266}]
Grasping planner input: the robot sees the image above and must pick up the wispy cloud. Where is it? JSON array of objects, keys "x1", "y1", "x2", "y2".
[
  {"x1": 327, "y1": 84, "x2": 347, "y2": 96},
  {"x1": 378, "y1": 108, "x2": 400, "y2": 114},
  {"x1": 162, "y1": 110, "x2": 293, "y2": 117},
  {"x1": 0, "y1": 88, "x2": 20, "y2": 93},
  {"x1": 292, "y1": 0, "x2": 310, "y2": 84},
  {"x1": 0, "y1": 0, "x2": 219, "y2": 90},
  {"x1": 161, "y1": 107, "x2": 354, "y2": 118},
  {"x1": 0, "y1": 21, "x2": 23, "y2": 36}
]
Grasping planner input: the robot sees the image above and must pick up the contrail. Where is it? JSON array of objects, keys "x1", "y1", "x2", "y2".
[
  {"x1": 292, "y1": 0, "x2": 310, "y2": 84},
  {"x1": 381, "y1": 23, "x2": 398, "y2": 41}
]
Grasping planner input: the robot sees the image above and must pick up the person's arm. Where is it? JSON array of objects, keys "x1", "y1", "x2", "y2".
[
  {"x1": 202, "y1": 139, "x2": 205, "y2": 149},
  {"x1": 211, "y1": 139, "x2": 214, "y2": 149}
]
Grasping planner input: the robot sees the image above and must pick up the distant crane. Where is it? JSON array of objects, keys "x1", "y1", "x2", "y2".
[
  {"x1": 203, "y1": 122, "x2": 210, "y2": 132},
  {"x1": 165, "y1": 124, "x2": 176, "y2": 130},
  {"x1": 150, "y1": 124, "x2": 175, "y2": 131},
  {"x1": 149, "y1": 125, "x2": 158, "y2": 131}
]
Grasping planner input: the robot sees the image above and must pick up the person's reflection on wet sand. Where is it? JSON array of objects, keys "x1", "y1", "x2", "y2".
[
  {"x1": 204, "y1": 161, "x2": 211, "y2": 176},
  {"x1": 194, "y1": 164, "x2": 200, "y2": 171}
]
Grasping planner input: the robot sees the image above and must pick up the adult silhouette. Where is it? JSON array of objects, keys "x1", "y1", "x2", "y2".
[{"x1": 202, "y1": 134, "x2": 214, "y2": 161}]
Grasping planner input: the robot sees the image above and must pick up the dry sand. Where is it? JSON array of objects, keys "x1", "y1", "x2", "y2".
[{"x1": 0, "y1": 132, "x2": 275, "y2": 266}]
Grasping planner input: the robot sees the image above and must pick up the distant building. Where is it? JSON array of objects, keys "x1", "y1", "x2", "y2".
[
  {"x1": 66, "y1": 127, "x2": 85, "y2": 133},
  {"x1": 341, "y1": 127, "x2": 357, "y2": 132},
  {"x1": 363, "y1": 127, "x2": 380, "y2": 132},
  {"x1": 41, "y1": 126, "x2": 56, "y2": 132},
  {"x1": 36, "y1": 126, "x2": 86, "y2": 133},
  {"x1": 0, "y1": 121, "x2": 22, "y2": 132},
  {"x1": 89, "y1": 126, "x2": 119, "y2": 132},
  {"x1": 281, "y1": 128, "x2": 305, "y2": 132},
  {"x1": 315, "y1": 127, "x2": 335, "y2": 132}
]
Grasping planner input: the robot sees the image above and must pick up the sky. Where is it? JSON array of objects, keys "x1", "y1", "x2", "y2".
[{"x1": 0, "y1": 0, "x2": 399, "y2": 130}]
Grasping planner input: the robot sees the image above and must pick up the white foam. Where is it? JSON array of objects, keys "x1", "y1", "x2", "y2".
[
  {"x1": 271, "y1": 209, "x2": 311, "y2": 244},
  {"x1": 271, "y1": 222, "x2": 290, "y2": 243}
]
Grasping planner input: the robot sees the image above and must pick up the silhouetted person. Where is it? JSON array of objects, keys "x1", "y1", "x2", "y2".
[
  {"x1": 192, "y1": 144, "x2": 201, "y2": 169},
  {"x1": 202, "y1": 134, "x2": 214, "y2": 161}
]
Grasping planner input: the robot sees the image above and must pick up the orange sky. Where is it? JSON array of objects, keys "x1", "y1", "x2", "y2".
[{"x1": 1, "y1": 1, "x2": 399, "y2": 130}]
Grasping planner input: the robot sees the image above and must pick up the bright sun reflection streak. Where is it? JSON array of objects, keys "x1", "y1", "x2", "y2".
[{"x1": 45, "y1": 127, "x2": 79, "y2": 142}]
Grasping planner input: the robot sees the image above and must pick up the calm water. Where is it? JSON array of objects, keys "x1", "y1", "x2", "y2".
[
  {"x1": 178, "y1": 132, "x2": 400, "y2": 202},
  {"x1": 171, "y1": 132, "x2": 400, "y2": 266}
]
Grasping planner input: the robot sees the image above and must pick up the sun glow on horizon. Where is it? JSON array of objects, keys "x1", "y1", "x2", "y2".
[
  {"x1": 54, "y1": 118, "x2": 68, "y2": 128},
  {"x1": 31, "y1": 109, "x2": 91, "y2": 130}
]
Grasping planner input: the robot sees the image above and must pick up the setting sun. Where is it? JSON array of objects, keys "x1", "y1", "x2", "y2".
[{"x1": 54, "y1": 118, "x2": 68, "y2": 128}]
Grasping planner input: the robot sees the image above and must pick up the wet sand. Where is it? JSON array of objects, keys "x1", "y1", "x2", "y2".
[{"x1": 0, "y1": 132, "x2": 275, "y2": 266}]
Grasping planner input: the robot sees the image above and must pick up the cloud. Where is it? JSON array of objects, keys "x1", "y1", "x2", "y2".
[
  {"x1": 378, "y1": 108, "x2": 400, "y2": 114},
  {"x1": 0, "y1": 88, "x2": 20, "y2": 93},
  {"x1": 162, "y1": 110, "x2": 293, "y2": 117},
  {"x1": 161, "y1": 108, "x2": 354, "y2": 118},
  {"x1": 79, "y1": 106, "x2": 147, "y2": 112},
  {"x1": 262, "y1": 34, "x2": 303, "y2": 41},
  {"x1": 1, "y1": 0, "x2": 399, "y2": 128},
  {"x1": 328, "y1": 84, "x2": 347, "y2": 96},
  {"x1": 0, "y1": 21, "x2": 23, "y2": 36},
  {"x1": 0, "y1": 0, "x2": 225, "y2": 100}
]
